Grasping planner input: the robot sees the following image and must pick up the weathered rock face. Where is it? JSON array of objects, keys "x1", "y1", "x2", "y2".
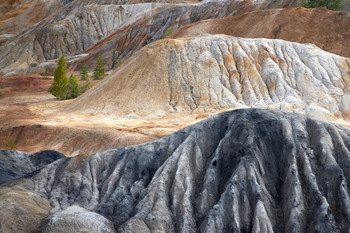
[
  {"x1": 1, "y1": 109, "x2": 350, "y2": 232},
  {"x1": 67, "y1": 0, "x2": 298, "y2": 72},
  {"x1": 69, "y1": 0, "x2": 246, "y2": 72},
  {"x1": 171, "y1": 7, "x2": 350, "y2": 58},
  {"x1": 0, "y1": 1, "x2": 174, "y2": 74},
  {"x1": 64, "y1": 35, "x2": 350, "y2": 124},
  {"x1": 0, "y1": 0, "x2": 299, "y2": 76},
  {"x1": 0, "y1": 0, "x2": 68, "y2": 37},
  {"x1": 0, "y1": 150, "x2": 64, "y2": 185}
]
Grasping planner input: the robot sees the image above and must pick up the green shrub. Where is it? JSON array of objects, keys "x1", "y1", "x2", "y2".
[
  {"x1": 117, "y1": 60, "x2": 123, "y2": 67},
  {"x1": 6, "y1": 137, "x2": 17, "y2": 150},
  {"x1": 80, "y1": 76, "x2": 94, "y2": 94},
  {"x1": 162, "y1": 27, "x2": 174, "y2": 39},
  {"x1": 66, "y1": 74, "x2": 81, "y2": 99},
  {"x1": 300, "y1": 0, "x2": 342, "y2": 10}
]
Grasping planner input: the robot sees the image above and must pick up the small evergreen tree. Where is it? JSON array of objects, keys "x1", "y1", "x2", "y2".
[
  {"x1": 93, "y1": 55, "x2": 105, "y2": 80},
  {"x1": 66, "y1": 74, "x2": 80, "y2": 99},
  {"x1": 301, "y1": 0, "x2": 342, "y2": 10},
  {"x1": 6, "y1": 137, "x2": 17, "y2": 150},
  {"x1": 49, "y1": 55, "x2": 68, "y2": 99},
  {"x1": 80, "y1": 63, "x2": 89, "y2": 80},
  {"x1": 80, "y1": 76, "x2": 94, "y2": 94}
]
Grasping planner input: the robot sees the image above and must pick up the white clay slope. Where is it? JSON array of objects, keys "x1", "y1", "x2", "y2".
[{"x1": 65, "y1": 34, "x2": 350, "y2": 123}]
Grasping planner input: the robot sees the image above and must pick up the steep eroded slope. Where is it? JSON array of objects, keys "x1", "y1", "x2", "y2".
[
  {"x1": 64, "y1": 35, "x2": 350, "y2": 123},
  {"x1": 1, "y1": 109, "x2": 350, "y2": 232}
]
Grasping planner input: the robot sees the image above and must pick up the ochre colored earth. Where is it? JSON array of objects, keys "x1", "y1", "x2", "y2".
[
  {"x1": 171, "y1": 7, "x2": 350, "y2": 58},
  {"x1": 0, "y1": 75, "x2": 199, "y2": 156}
]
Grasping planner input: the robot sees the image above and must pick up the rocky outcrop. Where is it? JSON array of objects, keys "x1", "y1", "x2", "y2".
[
  {"x1": 171, "y1": 7, "x2": 350, "y2": 58},
  {"x1": 0, "y1": 0, "x2": 299, "y2": 76},
  {"x1": 63, "y1": 35, "x2": 350, "y2": 124},
  {"x1": 1, "y1": 108, "x2": 350, "y2": 232},
  {"x1": 0, "y1": 150, "x2": 64, "y2": 185}
]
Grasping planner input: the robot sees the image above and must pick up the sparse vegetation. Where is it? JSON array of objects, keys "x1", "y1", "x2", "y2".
[
  {"x1": 162, "y1": 26, "x2": 174, "y2": 39},
  {"x1": 49, "y1": 56, "x2": 82, "y2": 100},
  {"x1": 66, "y1": 74, "x2": 81, "y2": 99},
  {"x1": 300, "y1": 0, "x2": 343, "y2": 10},
  {"x1": 93, "y1": 55, "x2": 106, "y2": 80},
  {"x1": 80, "y1": 64, "x2": 88, "y2": 80},
  {"x1": 117, "y1": 60, "x2": 123, "y2": 68},
  {"x1": 80, "y1": 75, "x2": 94, "y2": 94},
  {"x1": 6, "y1": 137, "x2": 17, "y2": 150},
  {"x1": 49, "y1": 55, "x2": 69, "y2": 99}
]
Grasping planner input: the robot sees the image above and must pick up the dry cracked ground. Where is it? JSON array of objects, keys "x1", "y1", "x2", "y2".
[{"x1": 2, "y1": 0, "x2": 350, "y2": 232}]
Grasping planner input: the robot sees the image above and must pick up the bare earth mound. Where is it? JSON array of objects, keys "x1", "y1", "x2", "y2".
[{"x1": 171, "y1": 7, "x2": 350, "y2": 58}]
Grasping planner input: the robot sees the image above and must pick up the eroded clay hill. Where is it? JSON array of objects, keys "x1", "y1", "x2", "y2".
[
  {"x1": 171, "y1": 7, "x2": 350, "y2": 58},
  {"x1": 0, "y1": 150, "x2": 64, "y2": 185},
  {"x1": 0, "y1": 0, "x2": 298, "y2": 76},
  {"x1": 0, "y1": 0, "x2": 69, "y2": 37},
  {"x1": 1, "y1": 109, "x2": 350, "y2": 232},
  {"x1": 63, "y1": 35, "x2": 350, "y2": 124}
]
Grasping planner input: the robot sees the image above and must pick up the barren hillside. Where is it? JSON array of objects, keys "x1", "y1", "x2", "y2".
[
  {"x1": 2, "y1": 2, "x2": 350, "y2": 232},
  {"x1": 0, "y1": 0, "x2": 68, "y2": 37},
  {"x1": 171, "y1": 7, "x2": 350, "y2": 58},
  {"x1": 1, "y1": 109, "x2": 350, "y2": 232},
  {"x1": 0, "y1": 0, "x2": 299, "y2": 76},
  {"x1": 2, "y1": 34, "x2": 350, "y2": 155}
]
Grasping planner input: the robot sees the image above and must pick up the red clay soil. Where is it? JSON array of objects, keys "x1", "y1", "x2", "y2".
[
  {"x1": 0, "y1": 123, "x2": 158, "y2": 156},
  {"x1": 0, "y1": 74, "x2": 52, "y2": 97},
  {"x1": 0, "y1": 75, "x2": 53, "y2": 127},
  {"x1": 0, "y1": 75, "x2": 160, "y2": 155},
  {"x1": 171, "y1": 7, "x2": 350, "y2": 58}
]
